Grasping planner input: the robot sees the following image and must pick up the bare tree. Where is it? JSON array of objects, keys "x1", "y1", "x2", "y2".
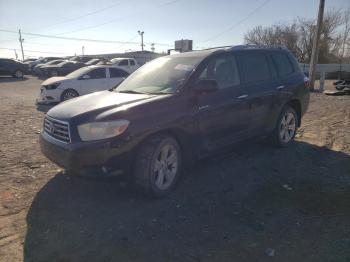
[{"x1": 244, "y1": 9, "x2": 349, "y2": 63}]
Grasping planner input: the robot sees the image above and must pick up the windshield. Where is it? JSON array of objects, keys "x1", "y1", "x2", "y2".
[
  {"x1": 46, "y1": 60, "x2": 62, "y2": 65},
  {"x1": 66, "y1": 66, "x2": 91, "y2": 79},
  {"x1": 115, "y1": 56, "x2": 202, "y2": 94},
  {"x1": 56, "y1": 61, "x2": 69, "y2": 67},
  {"x1": 86, "y1": 59, "x2": 98, "y2": 65},
  {"x1": 110, "y1": 58, "x2": 122, "y2": 63}
]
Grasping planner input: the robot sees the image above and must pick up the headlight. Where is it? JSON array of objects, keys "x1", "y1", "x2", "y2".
[
  {"x1": 44, "y1": 82, "x2": 61, "y2": 90},
  {"x1": 77, "y1": 120, "x2": 130, "y2": 141}
]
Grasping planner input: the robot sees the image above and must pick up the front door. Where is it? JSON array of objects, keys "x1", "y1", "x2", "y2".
[
  {"x1": 195, "y1": 53, "x2": 250, "y2": 150},
  {"x1": 78, "y1": 68, "x2": 107, "y2": 95}
]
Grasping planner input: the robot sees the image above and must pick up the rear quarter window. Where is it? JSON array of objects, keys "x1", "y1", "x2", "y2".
[
  {"x1": 242, "y1": 52, "x2": 271, "y2": 83},
  {"x1": 271, "y1": 52, "x2": 294, "y2": 76}
]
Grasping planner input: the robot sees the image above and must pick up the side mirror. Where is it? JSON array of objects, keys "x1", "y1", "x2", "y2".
[
  {"x1": 193, "y1": 79, "x2": 219, "y2": 93},
  {"x1": 81, "y1": 74, "x2": 90, "y2": 80}
]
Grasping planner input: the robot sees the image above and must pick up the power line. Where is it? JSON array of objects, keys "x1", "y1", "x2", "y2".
[
  {"x1": 31, "y1": 1, "x2": 124, "y2": 32},
  {"x1": 200, "y1": 0, "x2": 272, "y2": 43},
  {"x1": 0, "y1": 29, "x2": 172, "y2": 46},
  {"x1": 0, "y1": 47, "x2": 70, "y2": 55},
  {"x1": 50, "y1": 0, "x2": 183, "y2": 37}
]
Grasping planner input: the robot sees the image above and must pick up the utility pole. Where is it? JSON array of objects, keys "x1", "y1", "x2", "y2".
[
  {"x1": 151, "y1": 43, "x2": 155, "y2": 53},
  {"x1": 14, "y1": 49, "x2": 18, "y2": 60},
  {"x1": 18, "y1": 29, "x2": 24, "y2": 61},
  {"x1": 82, "y1": 46, "x2": 85, "y2": 56},
  {"x1": 308, "y1": 0, "x2": 325, "y2": 91},
  {"x1": 138, "y1": 30, "x2": 144, "y2": 52}
]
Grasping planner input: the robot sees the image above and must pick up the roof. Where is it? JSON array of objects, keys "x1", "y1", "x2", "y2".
[{"x1": 169, "y1": 44, "x2": 288, "y2": 59}]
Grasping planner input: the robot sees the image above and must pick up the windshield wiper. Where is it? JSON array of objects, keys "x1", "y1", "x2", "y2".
[{"x1": 118, "y1": 90, "x2": 146, "y2": 94}]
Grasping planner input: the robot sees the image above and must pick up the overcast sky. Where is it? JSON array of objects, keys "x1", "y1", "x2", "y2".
[{"x1": 0, "y1": 0, "x2": 349, "y2": 58}]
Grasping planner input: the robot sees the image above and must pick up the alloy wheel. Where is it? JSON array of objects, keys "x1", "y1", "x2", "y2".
[
  {"x1": 153, "y1": 144, "x2": 178, "y2": 190},
  {"x1": 279, "y1": 112, "x2": 296, "y2": 143}
]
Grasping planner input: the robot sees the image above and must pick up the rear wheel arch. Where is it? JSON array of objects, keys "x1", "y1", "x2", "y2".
[{"x1": 285, "y1": 99, "x2": 301, "y2": 127}]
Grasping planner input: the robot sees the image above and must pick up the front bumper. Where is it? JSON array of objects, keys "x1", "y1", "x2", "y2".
[{"x1": 40, "y1": 131, "x2": 133, "y2": 176}]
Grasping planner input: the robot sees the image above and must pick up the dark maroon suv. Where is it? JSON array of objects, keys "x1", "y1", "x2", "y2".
[{"x1": 40, "y1": 45, "x2": 310, "y2": 197}]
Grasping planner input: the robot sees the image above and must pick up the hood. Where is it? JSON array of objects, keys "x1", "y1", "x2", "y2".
[
  {"x1": 47, "y1": 91, "x2": 157, "y2": 120},
  {"x1": 41, "y1": 76, "x2": 69, "y2": 86}
]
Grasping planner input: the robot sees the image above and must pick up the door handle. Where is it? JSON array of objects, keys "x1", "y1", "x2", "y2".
[
  {"x1": 198, "y1": 105, "x2": 209, "y2": 111},
  {"x1": 237, "y1": 94, "x2": 248, "y2": 100},
  {"x1": 276, "y1": 85, "x2": 285, "y2": 90}
]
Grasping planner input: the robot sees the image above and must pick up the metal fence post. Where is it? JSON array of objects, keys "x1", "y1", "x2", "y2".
[{"x1": 319, "y1": 71, "x2": 325, "y2": 92}]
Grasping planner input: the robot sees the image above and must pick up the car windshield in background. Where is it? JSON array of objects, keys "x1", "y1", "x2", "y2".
[
  {"x1": 115, "y1": 56, "x2": 202, "y2": 94},
  {"x1": 86, "y1": 59, "x2": 99, "y2": 65},
  {"x1": 56, "y1": 61, "x2": 68, "y2": 67},
  {"x1": 66, "y1": 66, "x2": 91, "y2": 79}
]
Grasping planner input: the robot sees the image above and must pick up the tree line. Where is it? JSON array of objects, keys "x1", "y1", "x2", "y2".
[{"x1": 244, "y1": 8, "x2": 350, "y2": 64}]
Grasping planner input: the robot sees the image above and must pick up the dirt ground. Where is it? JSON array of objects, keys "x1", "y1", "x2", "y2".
[{"x1": 0, "y1": 76, "x2": 349, "y2": 262}]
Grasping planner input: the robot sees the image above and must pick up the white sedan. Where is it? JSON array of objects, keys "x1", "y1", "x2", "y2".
[{"x1": 38, "y1": 65, "x2": 129, "y2": 104}]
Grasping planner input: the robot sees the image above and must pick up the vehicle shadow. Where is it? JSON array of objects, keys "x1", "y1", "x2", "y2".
[
  {"x1": 24, "y1": 141, "x2": 350, "y2": 262},
  {"x1": 0, "y1": 76, "x2": 29, "y2": 82},
  {"x1": 36, "y1": 104, "x2": 56, "y2": 113}
]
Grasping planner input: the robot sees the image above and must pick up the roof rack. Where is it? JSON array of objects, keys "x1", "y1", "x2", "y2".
[
  {"x1": 198, "y1": 44, "x2": 287, "y2": 52},
  {"x1": 229, "y1": 44, "x2": 287, "y2": 50}
]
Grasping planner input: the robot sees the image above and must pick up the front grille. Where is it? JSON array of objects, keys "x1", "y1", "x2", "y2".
[{"x1": 44, "y1": 116, "x2": 71, "y2": 143}]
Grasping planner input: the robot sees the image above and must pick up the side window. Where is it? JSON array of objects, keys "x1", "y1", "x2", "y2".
[
  {"x1": 109, "y1": 68, "x2": 129, "y2": 78},
  {"x1": 130, "y1": 59, "x2": 135, "y2": 66},
  {"x1": 86, "y1": 68, "x2": 106, "y2": 79},
  {"x1": 199, "y1": 55, "x2": 240, "y2": 89},
  {"x1": 272, "y1": 52, "x2": 294, "y2": 76},
  {"x1": 242, "y1": 53, "x2": 271, "y2": 83},
  {"x1": 118, "y1": 59, "x2": 129, "y2": 66}
]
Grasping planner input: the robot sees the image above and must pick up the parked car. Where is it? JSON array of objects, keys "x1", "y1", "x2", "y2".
[
  {"x1": 85, "y1": 58, "x2": 101, "y2": 66},
  {"x1": 38, "y1": 65, "x2": 129, "y2": 104},
  {"x1": 32, "y1": 59, "x2": 65, "y2": 75},
  {"x1": 28, "y1": 57, "x2": 62, "y2": 71},
  {"x1": 69, "y1": 56, "x2": 93, "y2": 63},
  {"x1": 40, "y1": 45, "x2": 310, "y2": 197},
  {"x1": 0, "y1": 58, "x2": 28, "y2": 78},
  {"x1": 23, "y1": 58, "x2": 38, "y2": 63},
  {"x1": 109, "y1": 58, "x2": 139, "y2": 73},
  {"x1": 41, "y1": 61, "x2": 85, "y2": 77}
]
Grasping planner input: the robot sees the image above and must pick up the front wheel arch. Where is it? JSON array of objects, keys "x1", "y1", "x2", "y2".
[{"x1": 60, "y1": 89, "x2": 79, "y2": 102}]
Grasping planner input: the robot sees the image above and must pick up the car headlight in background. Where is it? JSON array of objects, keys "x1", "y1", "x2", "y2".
[
  {"x1": 78, "y1": 120, "x2": 130, "y2": 141},
  {"x1": 44, "y1": 82, "x2": 61, "y2": 90}
]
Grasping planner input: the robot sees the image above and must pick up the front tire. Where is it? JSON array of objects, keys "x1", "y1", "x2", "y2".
[
  {"x1": 133, "y1": 135, "x2": 182, "y2": 197},
  {"x1": 51, "y1": 70, "x2": 58, "y2": 77},
  {"x1": 271, "y1": 106, "x2": 298, "y2": 147},
  {"x1": 60, "y1": 89, "x2": 79, "y2": 102}
]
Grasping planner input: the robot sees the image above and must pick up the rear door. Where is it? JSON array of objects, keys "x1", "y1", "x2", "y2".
[
  {"x1": 238, "y1": 50, "x2": 282, "y2": 132},
  {"x1": 78, "y1": 68, "x2": 107, "y2": 95},
  {"x1": 0, "y1": 59, "x2": 9, "y2": 75},
  {"x1": 108, "y1": 67, "x2": 129, "y2": 89},
  {"x1": 195, "y1": 53, "x2": 250, "y2": 150}
]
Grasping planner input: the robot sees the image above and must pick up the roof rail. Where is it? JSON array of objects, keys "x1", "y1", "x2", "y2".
[
  {"x1": 230, "y1": 44, "x2": 287, "y2": 50},
  {"x1": 199, "y1": 45, "x2": 234, "y2": 51}
]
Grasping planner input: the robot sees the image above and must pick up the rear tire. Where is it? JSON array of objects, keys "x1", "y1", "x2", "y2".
[
  {"x1": 13, "y1": 70, "x2": 23, "y2": 78},
  {"x1": 51, "y1": 70, "x2": 58, "y2": 77},
  {"x1": 133, "y1": 135, "x2": 182, "y2": 198},
  {"x1": 60, "y1": 89, "x2": 79, "y2": 102},
  {"x1": 335, "y1": 85, "x2": 345, "y2": 91},
  {"x1": 270, "y1": 106, "x2": 298, "y2": 147}
]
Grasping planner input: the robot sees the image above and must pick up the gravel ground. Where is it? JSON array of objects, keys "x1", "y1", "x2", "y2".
[{"x1": 0, "y1": 76, "x2": 349, "y2": 262}]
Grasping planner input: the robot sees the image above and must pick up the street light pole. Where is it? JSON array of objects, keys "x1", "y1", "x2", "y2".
[
  {"x1": 309, "y1": 0, "x2": 325, "y2": 91},
  {"x1": 138, "y1": 30, "x2": 144, "y2": 52}
]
